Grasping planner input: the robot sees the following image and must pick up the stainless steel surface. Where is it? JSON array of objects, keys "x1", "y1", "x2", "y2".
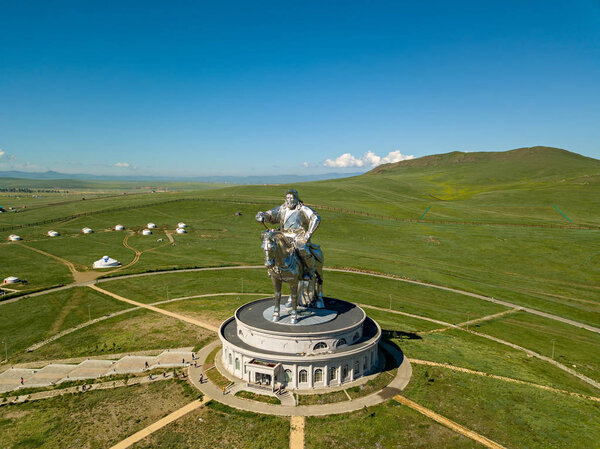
[{"x1": 256, "y1": 190, "x2": 325, "y2": 323}]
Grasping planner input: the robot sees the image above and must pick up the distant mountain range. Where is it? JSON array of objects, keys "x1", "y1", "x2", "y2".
[{"x1": 0, "y1": 170, "x2": 363, "y2": 184}]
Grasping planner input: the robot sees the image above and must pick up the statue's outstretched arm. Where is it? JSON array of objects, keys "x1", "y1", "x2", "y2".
[{"x1": 256, "y1": 206, "x2": 280, "y2": 224}]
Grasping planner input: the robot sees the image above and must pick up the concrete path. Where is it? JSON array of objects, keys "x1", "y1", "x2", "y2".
[
  {"x1": 289, "y1": 416, "x2": 305, "y2": 449},
  {"x1": 110, "y1": 395, "x2": 211, "y2": 449},
  {"x1": 410, "y1": 358, "x2": 600, "y2": 402},
  {"x1": 393, "y1": 394, "x2": 507, "y2": 449},
  {"x1": 0, "y1": 348, "x2": 193, "y2": 393},
  {"x1": 188, "y1": 340, "x2": 413, "y2": 417},
  {"x1": 88, "y1": 284, "x2": 219, "y2": 332}
]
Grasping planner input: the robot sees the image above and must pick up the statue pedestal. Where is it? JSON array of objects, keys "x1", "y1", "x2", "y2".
[{"x1": 262, "y1": 305, "x2": 337, "y2": 326}]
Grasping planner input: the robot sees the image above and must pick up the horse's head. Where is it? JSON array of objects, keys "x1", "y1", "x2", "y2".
[{"x1": 261, "y1": 230, "x2": 277, "y2": 267}]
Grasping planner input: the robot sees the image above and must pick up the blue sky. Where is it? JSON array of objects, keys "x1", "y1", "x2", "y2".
[{"x1": 1, "y1": 1, "x2": 599, "y2": 176}]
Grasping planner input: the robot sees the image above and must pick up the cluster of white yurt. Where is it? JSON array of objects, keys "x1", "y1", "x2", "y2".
[
  {"x1": 175, "y1": 222, "x2": 187, "y2": 234},
  {"x1": 47, "y1": 230, "x2": 60, "y2": 237},
  {"x1": 8, "y1": 234, "x2": 22, "y2": 241},
  {"x1": 114, "y1": 224, "x2": 125, "y2": 231},
  {"x1": 93, "y1": 255, "x2": 120, "y2": 269},
  {"x1": 142, "y1": 228, "x2": 152, "y2": 235},
  {"x1": 2, "y1": 276, "x2": 20, "y2": 284},
  {"x1": 147, "y1": 222, "x2": 157, "y2": 229},
  {"x1": 82, "y1": 227, "x2": 93, "y2": 234}
]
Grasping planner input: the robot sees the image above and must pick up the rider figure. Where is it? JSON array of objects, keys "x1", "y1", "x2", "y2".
[{"x1": 256, "y1": 189, "x2": 321, "y2": 280}]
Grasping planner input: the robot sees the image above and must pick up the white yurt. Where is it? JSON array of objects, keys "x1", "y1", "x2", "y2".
[
  {"x1": 8, "y1": 234, "x2": 22, "y2": 241},
  {"x1": 147, "y1": 223, "x2": 157, "y2": 229},
  {"x1": 93, "y1": 256, "x2": 120, "y2": 269},
  {"x1": 176, "y1": 227, "x2": 186, "y2": 234},
  {"x1": 115, "y1": 224, "x2": 125, "y2": 231},
  {"x1": 142, "y1": 228, "x2": 152, "y2": 235},
  {"x1": 47, "y1": 230, "x2": 60, "y2": 237},
  {"x1": 82, "y1": 227, "x2": 93, "y2": 234},
  {"x1": 3, "y1": 276, "x2": 20, "y2": 284},
  {"x1": 177, "y1": 222, "x2": 186, "y2": 228}
]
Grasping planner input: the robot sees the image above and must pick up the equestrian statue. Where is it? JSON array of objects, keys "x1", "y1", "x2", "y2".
[{"x1": 256, "y1": 189, "x2": 324, "y2": 324}]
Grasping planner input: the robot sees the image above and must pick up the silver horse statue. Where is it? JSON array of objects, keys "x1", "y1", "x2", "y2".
[{"x1": 261, "y1": 229, "x2": 324, "y2": 324}]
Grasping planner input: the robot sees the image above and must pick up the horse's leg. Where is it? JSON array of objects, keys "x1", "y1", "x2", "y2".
[
  {"x1": 315, "y1": 260, "x2": 325, "y2": 308},
  {"x1": 289, "y1": 283, "x2": 299, "y2": 324},
  {"x1": 272, "y1": 275, "x2": 282, "y2": 322}
]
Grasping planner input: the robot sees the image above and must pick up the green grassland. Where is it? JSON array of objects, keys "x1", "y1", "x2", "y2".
[
  {"x1": 155, "y1": 295, "x2": 265, "y2": 328},
  {"x1": 13, "y1": 307, "x2": 214, "y2": 364},
  {"x1": 0, "y1": 380, "x2": 198, "y2": 449},
  {"x1": 393, "y1": 329, "x2": 597, "y2": 396},
  {"x1": 473, "y1": 311, "x2": 600, "y2": 382},
  {"x1": 305, "y1": 400, "x2": 479, "y2": 449},
  {"x1": 0, "y1": 287, "x2": 131, "y2": 359},
  {"x1": 0, "y1": 243, "x2": 72, "y2": 289},
  {"x1": 2, "y1": 146, "x2": 600, "y2": 447},
  {"x1": 403, "y1": 365, "x2": 600, "y2": 449},
  {"x1": 98, "y1": 269, "x2": 270, "y2": 304},
  {"x1": 132, "y1": 401, "x2": 290, "y2": 449}
]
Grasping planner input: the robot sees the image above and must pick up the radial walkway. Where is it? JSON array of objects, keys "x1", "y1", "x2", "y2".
[{"x1": 0, "y1": 348, "x2": 194, "y2": 393}]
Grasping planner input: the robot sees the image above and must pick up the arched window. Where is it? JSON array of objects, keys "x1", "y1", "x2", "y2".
[
  {"x1": 342, "y1": 364, "x2": 349, "y2": 379},
  {"x1": 353, "y1": 332, "x2": 360, "y2": 341},
  {"x1": 299, "y1": 370, "x2": 308, "y2": 383},
  {"x1": 235, "y1": 358, "x2": 240, "y2": 370},
  {"x1": 313, "y1": 342, "x2": 327, "y2": 351},
  {"x1": 335, "y1": 338, "x2": 346, "y2": 348},
  {"x1": 284, "y1": 369, "x2": 293, "y2": 383},
  {"x1": 354, "y1": 360, "x2": 360, "y2": 374},
  {"x1": 314, "y1": 369, "x2": 323, "y2": 382},
  {"x1": 329, "y1": 367, "x2": 337, "y2": 381},
  {"x1": 229, "y1": 353, "x2": 232, "y2": 365}
]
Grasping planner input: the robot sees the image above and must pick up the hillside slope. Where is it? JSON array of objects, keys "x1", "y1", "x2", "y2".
[{"x1": 208, "y1": 146, "x2": 600, "y2": 226}]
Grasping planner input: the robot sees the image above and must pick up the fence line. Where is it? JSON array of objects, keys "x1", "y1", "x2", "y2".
[{"x1": 2, "y1": 197, "x2": 598, "y2": 232}]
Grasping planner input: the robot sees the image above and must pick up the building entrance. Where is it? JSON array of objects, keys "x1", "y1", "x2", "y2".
[{"x1": 254, "y1": 372, "x2": 272, "y2": 386}]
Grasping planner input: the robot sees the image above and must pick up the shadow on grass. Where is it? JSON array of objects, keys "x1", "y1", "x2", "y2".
[{"x1": 382, "y1": 330, "x2": 422, "y2": 340}]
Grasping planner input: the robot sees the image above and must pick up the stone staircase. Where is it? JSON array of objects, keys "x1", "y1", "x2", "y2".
[{"x1": 0, "y1": 348, "x2": 194, "y2": 393}]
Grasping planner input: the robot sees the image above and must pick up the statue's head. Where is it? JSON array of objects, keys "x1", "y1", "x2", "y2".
[{"x1": 285, "y1": 189, "x2": 300, "y2": 209}]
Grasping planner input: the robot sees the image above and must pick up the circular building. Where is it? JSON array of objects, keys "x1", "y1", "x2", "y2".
[
  {"x1": 177, "y1": 222, "x2": 186, "y2": 228},
  {"x1": 219, "y1": 297, "x2": 381, "y2": 390},
  {"x1": 115, "y1": 224, "x2": 125, "y2": 231},
  {"x1": 47, "y1": 230, "x2": 60, "y2": 237},
  {"x1": 8, "y1": 234, "x2": 22, "y2": 241},
  {"x1": 82, "y1": 227, "x2": 93, "y2": 234},
  {"x1": 142, "y1": 228, "x2": 152, "y2": 235},
  {"x1": 3, "y1": 276, "x2": 20, "y2": 284},
  {"x1": 176, "y1": 227, "x2": 186, "y2": 234},
  {"x1": 147, "y1": 222, "x2": 157, "y2": 229},
  {"x1": 93, "y1": 255, "x2": 120, "y2": 269}
]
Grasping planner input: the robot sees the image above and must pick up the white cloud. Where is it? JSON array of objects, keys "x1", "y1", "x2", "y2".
[
  {"x1": 323, "y1": 150, "x2": 414, "y2": 168},
  {"x1": 0, "y1": 149, "x2": 5, "y2": 158},
  {"x1": 302, "y1": 161, "x2": 309, "y2": 168},
  {"x1": 114, "y1": 162, "x2": 131, "y2": 168}
]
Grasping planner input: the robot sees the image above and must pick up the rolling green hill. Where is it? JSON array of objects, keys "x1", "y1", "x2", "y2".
[{"x1": 210, "y1": 146, "x2": 600, "y2": 226}]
